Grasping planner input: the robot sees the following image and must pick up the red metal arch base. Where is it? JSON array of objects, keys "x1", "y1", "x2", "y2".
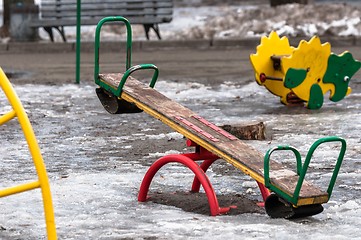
[
  {"x1": 138, "y1": 153, "x2": 231, "y2": 216},
  {"x1": 138, "y1": 141, "x2": 271, "y2": 216}
]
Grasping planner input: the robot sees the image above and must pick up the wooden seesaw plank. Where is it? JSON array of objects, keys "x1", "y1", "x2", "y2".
[{"x1": 98, "y1": 73, "x2": 329, "y2": 206}]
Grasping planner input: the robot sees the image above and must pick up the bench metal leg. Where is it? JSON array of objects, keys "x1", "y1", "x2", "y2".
[
  {"x1": 57, "y1": 26, "x2": 67, "y2": 42},
  {"x1": 43, "y1": 26, "x2": 67, "y2": 42},
  {"x1": 43, "y1": 27, "x2": 54, "y2": 42},
  {"x1": 143, "y1": 24, "x2": 161, "y2": 40}
]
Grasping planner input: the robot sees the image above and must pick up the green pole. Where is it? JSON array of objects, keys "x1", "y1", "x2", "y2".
[{"x1": 75, "y1": 0, "x2": 81, "y2": 84}]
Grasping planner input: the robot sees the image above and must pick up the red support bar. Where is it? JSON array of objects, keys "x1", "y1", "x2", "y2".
[
  {"x1": 138, "y1": 140, "x2": 269, "y2": 216},
  {"x1": 138, "y1": 154, "x2": 223, "y2": 216},
  {"x1": 191, "y1": 159, "x2": 218, "y2": 193},
  {"x1": 257, "y1": 181, "x2": 271, "y2": 207}
]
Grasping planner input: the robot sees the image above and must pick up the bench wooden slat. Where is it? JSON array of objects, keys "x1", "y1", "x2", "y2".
[
  {"x1": 41, "y1": 1, "x2": 174, "y2": 6},
  {"x1": 40, "y1": 7, "x2": 171, "y2": 11},
  {"x1": 41, "y1": 8, "x2": 173, "y2": 15},
  {"x1": 41, "y1": 9, "x2": 173, "y2": 18},
  {"x1": 40, "y1": 14, "x2": 172, "y2": 22},
  {"x1": 40, "y1": 3, "x2": 173, "y2": 11},
  {"x1": 30, "y1": 17, "x2": 170, "y2": 27},
  {"x1": 42, "y1": 0, "x2": 172, "y2": 4},
  {"x1": 98, "y1": 73, "x2": 329, "y2": 205}
]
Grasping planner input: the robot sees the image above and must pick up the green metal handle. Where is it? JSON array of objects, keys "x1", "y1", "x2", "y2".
[
  {"x1": 94, "y1": 16, "x2": 132, "y2": 85},
  {"x1": 114, "y1": 64, "x2": 159, "y2": 96},
  {"x1": 264, "y1": 136, "x2": 346, "y2": 205},
  {"x1": 264, "y1": 145, "x2": 302, "y2": 196},
  {"x1": 302, "y1": 136, "x2": 346, "y2": 199}
]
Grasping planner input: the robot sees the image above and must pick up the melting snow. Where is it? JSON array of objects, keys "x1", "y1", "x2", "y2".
[
  {"x1": 2, "y1": 2, "x2": 357, "y2": 42},
  {"x1": 0, "y1": 81, "x2": 360, "y2": 239}
]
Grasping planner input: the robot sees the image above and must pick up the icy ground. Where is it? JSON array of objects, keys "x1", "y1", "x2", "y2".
[{"x1": 0, "y1": 80, "x2": 361, "y2": 239}]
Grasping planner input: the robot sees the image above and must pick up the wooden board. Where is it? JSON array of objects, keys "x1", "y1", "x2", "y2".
[{"x1": 99, "y1": 73, "x2": 329, "y2": 206}]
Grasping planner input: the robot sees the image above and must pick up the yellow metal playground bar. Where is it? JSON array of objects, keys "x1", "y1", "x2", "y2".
[{"x1": 0, "y1": 68, "x2": 57, "y2": 239}]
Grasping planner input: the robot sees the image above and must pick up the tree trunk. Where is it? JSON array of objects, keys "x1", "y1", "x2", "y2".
[
  {"x1": 0, "y1": 0, "x2": 10, "y2": 37},
  {"x1": 270, "y1": 0, "x2": 311, "y2": 7},
  {"x1": 0, "y1": 0, "x2": 35, "y2": 38},
  {"x1": 220, "y1": 122, "x2": 266, "y2": 140}
]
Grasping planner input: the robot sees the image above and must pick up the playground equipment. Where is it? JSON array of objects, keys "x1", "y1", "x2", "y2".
[
  {"x1": 250, "y1": 31, "x2": 361, "y2": 109},
  {"x1": 94, "y1": 17, "x2": 347, "y2": 218},
  {"x1": 0, "y1": 68, "x2": 57, "y2": 239}
]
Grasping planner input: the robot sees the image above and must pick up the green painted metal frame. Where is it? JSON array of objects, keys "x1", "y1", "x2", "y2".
[
  {"x1": 76, "y1": 0, "x2": 81, "y2": 84},
  {"x1": 264, "y1": 136, "x2": 347, "y2": 206},
  {"x1": 115, "y1": 64, "x2": 159, "y2": 96},
  {"x1": 94, "y1": 16, "x2": 133, "y2": 81},
  {"x1": 99, "y1": 63, "x2": 159, "y2": 97},
  {"x1": 94, "y1": 16, "x2": 159, "y2": 97}
]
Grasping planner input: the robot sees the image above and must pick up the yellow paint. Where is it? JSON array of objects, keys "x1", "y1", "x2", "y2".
[
  {"x1": 0, "y1": 109, "x2": 16, "y2": 125},
  {"x1": 274, "y1": 184, "x2": 329, "y2": 206},
  {"x1": 297, "y1": 195, "x2": 329, "y2": 206},
  {"x1": 281, "y1": 36, "x2": 332, "y2": 101},
  {"x1": 0, "y1": 68, "x2": 57, "y2": 239},
  {"x1": 0, "y1": 181, "x2": 40, "y2": 197},
  {"x1": 250, "y1": 31, "x2": 294, "y2": 104}
]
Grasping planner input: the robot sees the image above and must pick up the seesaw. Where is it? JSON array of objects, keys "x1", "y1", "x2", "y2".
[
  {"x1": 250, "y1": 31, "x2": 361, "y2": 109},
  {"x1": 94, "y1": 17, "x2": 347, "y2": 218}
]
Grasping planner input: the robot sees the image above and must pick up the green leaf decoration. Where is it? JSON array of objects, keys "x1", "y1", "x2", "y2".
[
  {"x1": 284, "y1": 68, "x2": 308, "y2": 89},
  {"x1": 307, "y1": 84, "x2": 324, "y2": 109}
]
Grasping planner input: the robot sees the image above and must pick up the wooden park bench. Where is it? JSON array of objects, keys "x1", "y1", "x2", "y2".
[{"x1": 29, "y1": 0, "x2": 173, "y2": 42}]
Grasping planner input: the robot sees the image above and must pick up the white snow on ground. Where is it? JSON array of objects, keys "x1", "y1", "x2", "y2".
[
  {"x1": 1, "y1": 2, "x2": 361, "y2": 42},
  {"x1": 199, "y1": 3, "x2": 361, "y2": 39},
  {"x1": 33, "y1": 2, "x2": 361, "y2": 42},
  {"x1": 0, "y1": 82, "x2": 361, "y2": 239}
]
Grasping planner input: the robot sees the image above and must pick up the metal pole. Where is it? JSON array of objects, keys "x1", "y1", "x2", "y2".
[{"x1": 75, "y1": 0, "x2": 81, "y2": 84}]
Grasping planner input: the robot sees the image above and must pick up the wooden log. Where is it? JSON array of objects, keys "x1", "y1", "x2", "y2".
[
  {"x1": 220, "y1": 122, "x2": 266, "y2": 141},
  {"x1": 270, "y1": 0, "x2": 311, "y2": 7}
]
